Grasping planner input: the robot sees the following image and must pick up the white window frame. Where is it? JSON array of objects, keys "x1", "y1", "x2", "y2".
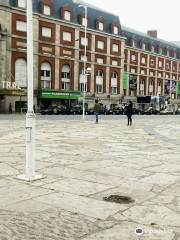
[
  {"x1": 42, "y1": 27, "x2": 52, "y2": 38},
  {"x1": 98, "y1": 22, "x2": 104, "y2": 31},
  {"x1": 96, "y1": 84, "x2": 103, "y2": 93},
  {"x1": 43, "y1": 5, "x2": 51, "y2": 16},
  {"x1": 112, "y1": 60, "x2": 118, "y2": 66},
  {"x1": 97, "y1": 40, "x2": 104, "y2": 50},
  {"x1": 18, "y1": 0, "x2": 26, "y2": 8},
  {"x1": 112, "y1": 44, "x2": 119, "y2": 52},
  {"x1": 82, "y1": 17, "x2": 87, "y2": 27},
  {"x1": 41, "y1": 63, "x2": 51, "y2": 89},
  {"x1": 64, "y1": 11, "x2": 71, "y2": 21},
  {"x1": 131, "y1": 54, "x2": 136, "y2": 61},
  {"x1": 141, "y1": 57, "x2": 146, "y2": 64},
  {"x1": 113, "y1": 26, "x2": 118, "y2": 35},
  {"x1": 150, "y1": 59, "x2": 155, "y2": 65},
  {"x1": 158, "y1": 61, "x2": 163, "y2": 68},
  {"x1": 81, "y1": 37, "x2": 88, "y2": 46},
  {"x1": 63, "y1": 31, "x2": 72, "y2": 42},
  {"x1": 97, "y1": 58, "x2": 103, "y2": 64},
  {"x1": 16, "y1": 20, "x2": 27, "y2": 32},
  {"x1": 80, "y1": 55, "x2": 87, "y2": 62}
]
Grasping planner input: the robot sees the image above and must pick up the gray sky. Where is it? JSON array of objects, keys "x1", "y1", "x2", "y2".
[{"x1": 83, "y1": 0, "x2": 180, "y2": 42}]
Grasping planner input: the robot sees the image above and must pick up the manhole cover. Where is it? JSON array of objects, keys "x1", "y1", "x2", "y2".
[{"x1": 103, "y1": 195, "x2": 135, "y2": 204}]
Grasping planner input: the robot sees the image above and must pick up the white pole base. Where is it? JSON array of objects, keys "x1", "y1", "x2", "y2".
[{"x1": 16, "y1": 174, "x2": 44, "y2": 182}]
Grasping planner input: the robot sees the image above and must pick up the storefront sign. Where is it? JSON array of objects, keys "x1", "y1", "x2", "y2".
[
  {"x1": 129, "y1": 75, "x2": 137, "y2": 89},
  {"x1": 39, "y1": 90, "x2": 81, "y2": 100},
  {"x1": 0, "y1": 81, "x2": 21, "y2": 89}
]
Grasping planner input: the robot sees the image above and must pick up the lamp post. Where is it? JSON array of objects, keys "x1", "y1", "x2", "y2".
[
  {"x1": 17, "y1": 0, "x2": 42, "y2": 181},
  {"x1": 82, "y1": 5, "x2": 87, "y2": 120},
  {"x1": 73, "y1": 0, "x2": 87, "y2": 120}
]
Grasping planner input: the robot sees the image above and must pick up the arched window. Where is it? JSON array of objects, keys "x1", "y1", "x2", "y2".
[
  {"x1": 41, "y1": 62, "x2": 51, "y2": 89},
  {"x1": 15, "y1": 58, "x2": 27, "y2": 87},
  {"x1": 61, "y1": 64, "x2": 70, "y2": 90},
  {"x1": 149, "y1": 80, "x2": 154, "y2": 95},
  {"x1": 111, "y1": 72, "x2": 117, "y2": 94}
]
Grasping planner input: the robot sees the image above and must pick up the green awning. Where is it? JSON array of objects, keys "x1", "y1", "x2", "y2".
[{"x1": 39, "y1": 89, "x2": 81, "y2": 100}]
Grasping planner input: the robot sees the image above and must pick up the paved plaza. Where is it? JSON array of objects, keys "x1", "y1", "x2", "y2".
[{"x1": 0, "y1": 114, "x2": 180, "y2": 240}]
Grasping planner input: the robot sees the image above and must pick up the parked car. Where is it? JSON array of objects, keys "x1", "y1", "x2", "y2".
[
  {"x1": 41, "y1": 106, "x2": 56, "y2": 115},
  {"x1": 70, "y1": 105, "x2": 83, "y2": 115},
  {"x1": 144, "y1": 107, "x2": 159, "y2": 115},
  {"x1": 160, "y1": 108, "x2": 173, "y2": 115},
  {"x1": 175, "y1": 108, "x2": 180, "y2": 115}
]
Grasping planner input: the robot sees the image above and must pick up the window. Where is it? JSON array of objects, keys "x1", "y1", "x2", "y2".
[
  {"x1": 63, "y1": 31, "x2": 71, "y2": 42},
  {"x1": 18, "y1": 0, "x2": 25, "y2": 8},
  {"x1": 98, "y1": 22, "x2": 104, "y2": 31},
  {"x1": 141, "y1": 69, "x2": 145, "y2": 75},
  {"x1": 112, "y1": 44, "x2": 119, "y2": 52},
  {"x1": 166, "y1": 62, "x2": 170, "y2": 70},
  {"x1": 41, "y1": 62, "x2": 51, "y2": 89},
  {"x1": 149, "y1": 71, "x2": 154, "y2": 76},
  {"x1": 131, "y1": 54, "x2": 136, "y2": 61},
  {"x1": 16, "y1": 21, "x2": 26, "y2": 32},
  {"x1": 44, "y1": 5, "x2": 51, "y2": 16},
  {"x1": 151, "y1": 45, "x2": 155, "y2": 52},
  {"x1": 149, "y1": 80, "x2": 153, "y2": 95},
  {"x1": 97, "y1": 58, "x2": 103, "y2": 64},
  {"x1": 158, "y1": 72, "x2": 162, "y2": 78},
  {"x1": 111, "y1": 72, "x2": 118, "y2": 93},
  {"x1": 64, "y1": 11, "x2": 71, "y2": 21},
  {"x1": 80, "y1": 55, "x2": 87, "y2": 62},
  {"x1": 81, "y1": 37, "x2": 88, "y2": 46},
  {"x1": 80, "y1": 82, "x2": 87, "y2": 92},
  {"x1": 97, "y1": 40, "x2": 104, "y2": 50},
  {"x1": 82, "y1": 17, "x2": 87, "y2": 27},
  {"x1": 113, "y1": 26, "x2": 118, "y2": 35},
  {"x1": 96, "y1": 70, "x2": 103, "y2": 93},
  {"x1": 142, "y1": 43, "x2": 146, "y2": 50},
  {"x1": 42, "y1": 27, "x2": 51, "y2": 38},
  {"x1": 140, "y1": 80, "x2": 145, "y2": 95},
  {"x1": 112, "y1": 60, "x2": 118, "y2": 66},
  {"x1": 61, "y1": 65, "x2": 70, "y2": 90},
  {"x1": 79, "y1": 69, "x2": 87, "y2": 92},
  {"x1": 166, "y1": 74, "x2": 169, "y2": 79},
  {"x1": 130, "y1": 68, "x2": 136, "y2": 73},
  {"x1": 141, "y1": 57, "x2": 146, "y2": 64},
  {"x1": 15, "y1": 58, "x2": 27, "y2": 87},
  {"x1": 150, "y1": 59, "x2": 155, "y2": 65},
  {"x1": 158, "y1": 61, "x2": 162, "y2": 67}
]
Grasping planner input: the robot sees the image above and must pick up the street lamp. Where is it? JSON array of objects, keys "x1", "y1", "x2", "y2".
[
  {"x1": 73, "y1": 0, "x2": 87, "y2": 120},
  {"x1": 17, "y1": 0, "x2": 42, "y2": 181}
]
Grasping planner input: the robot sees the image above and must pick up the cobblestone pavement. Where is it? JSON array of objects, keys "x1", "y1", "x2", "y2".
[{"x1": 0, "y1": 114, "x2": 180, "y2": 240}]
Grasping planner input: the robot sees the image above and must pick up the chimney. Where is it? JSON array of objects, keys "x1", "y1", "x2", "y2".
[{"x1": 147, "y1": 30, "x2": 157, "y2": 38}]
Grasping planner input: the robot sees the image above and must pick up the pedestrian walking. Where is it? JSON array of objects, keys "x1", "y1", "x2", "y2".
[
  {"x1": 94, "y1": 99, "x2": 101, "y2": 124},
  {"x1": 9, "y1": 102, "x2": 12, "y2": 113},
  {"x1": 126, "y1": 101, "x2": 133, "y2": 126}
]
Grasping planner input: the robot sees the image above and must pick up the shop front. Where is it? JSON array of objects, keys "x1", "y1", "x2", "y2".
[
  {"x1": 38, "y1": 89, "x2": 81, "y2": 109},
  {"x1": 0, "y1": 82, "x2": 25, "y2": 113}
]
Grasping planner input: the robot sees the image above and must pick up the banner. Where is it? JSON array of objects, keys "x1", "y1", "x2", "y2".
[
  {"x1": 171, "y1": 81, "x2": 176, "y2": 94},
  {"x1": 129, "y1": 75, "x2": 137, "y2": 89},
  {"x1": 164, "y1": 80, "x2": 170, "y2": 95},
  {"x1": 123, "y1": 72, "x2": 129, "y2": 90},
  {"x1": 177, "y1": 81, "x2": 180, "y2": 94}
]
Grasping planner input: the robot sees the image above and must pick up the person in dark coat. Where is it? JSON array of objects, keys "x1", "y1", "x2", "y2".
[
  {"x1": 9, "y1": 103, "x2": 12, "y2": 113},
  {"x1": 126, "y1": 101, "x2": 133, "y2": 126},
  {"x1": 94, "y1": 99, "x2": 101, "y2": 123}
]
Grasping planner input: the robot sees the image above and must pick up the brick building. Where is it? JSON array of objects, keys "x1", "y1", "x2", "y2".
[{"x1": 0, "y1": 0, "x2": 180, "y2": 112}]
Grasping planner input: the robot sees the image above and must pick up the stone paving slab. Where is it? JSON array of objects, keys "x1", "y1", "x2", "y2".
[{"x1": 0, "y1": 115, "x2": 180, "y2": 239}]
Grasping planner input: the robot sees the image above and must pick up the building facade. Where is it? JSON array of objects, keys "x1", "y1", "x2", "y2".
[{"x1": 0, "y1": 0, "x2": 180, "y2": 113}]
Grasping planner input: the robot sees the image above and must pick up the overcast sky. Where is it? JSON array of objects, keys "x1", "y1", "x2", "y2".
[{"x1": 83, "y1": 0, "x2": 180, "y2": 42}]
